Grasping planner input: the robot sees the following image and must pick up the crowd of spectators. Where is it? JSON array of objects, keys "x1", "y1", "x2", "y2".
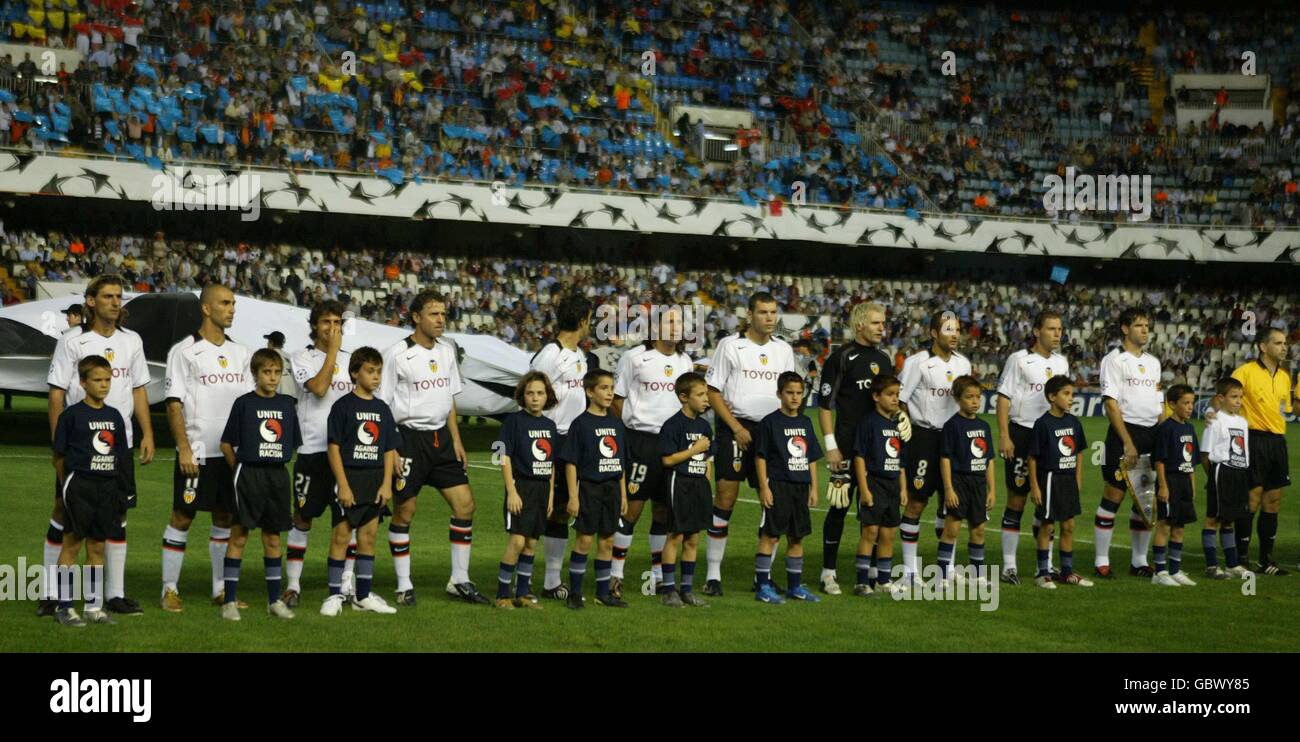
[{"x1": 1, "y1": 1, "x2": 1297, "y2": 221}]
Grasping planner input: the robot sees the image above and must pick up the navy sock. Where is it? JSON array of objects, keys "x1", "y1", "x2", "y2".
[
  {"x1": 661, "y1": 562, "x2": 677, "y2": 591},
  {"x1": 355, "y1": 554, "x2": 374, "y2": 599},
  {"x1": 1061, "y1": 550, "x2": 1074, "y2": 576},
  {"x1": 1169, "y1": 540, "x2": 1182, "y2": 575},
  {"x1": 223, "y1": 557, "x2": 241, "y2": 604},
  {"x1": 327, "y1": 557, "x2": 345, "y2": 596},
  {"x1": 1202, "y1": 528, "x2": 1218, "y2": 568},
  {"x1": 875, "y1": 556, "x2": 893, "y2": 585},
  {"x1": 497, "y1": 561, "x2": 515, "y2": 599},
  {"x1": 264, "y1": 556, "x2": 282, "y2": 604},
  {"x1": 1036, "y1": 549, "x2": 1050, "y2": 577},
  {"x1": 58, "y1": 565, "x2": 74, "y2": 609},
  {"x1": 1153, "y1": 544, "x2": 1167, "y2": 572},
  {"x1": 969, "y1": 543, "x2": 985, "y2": 570},
  {"x1": 680, "y1": 560, "x2": 695, "y2": 593},
  {"x1": 594, "y1": 559, "x2": 612, "y2": 598},
  {"x1": 937, "y1": 541, "x2": 955, "y2": 578},
  {"x1": 568, "y1": 552, "x2": 587, "y2": 596},
  {"x1": 785, "y1": 555, "x2": 803, "y2": 590},
  {"x1": 516, "y1": 554, "x2": 534, "y2": 598},
  {"x1": 1221, "y1": 528, "x2": 1239, "y2": 568},
  {"x1": 755, "y1": 552, "x2": 772, "y2": 586},
  {"x1": 855, "y1": 554, "x2": 871, "y2": 586}
]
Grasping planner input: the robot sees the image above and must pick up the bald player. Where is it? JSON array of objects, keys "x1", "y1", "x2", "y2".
[
  {"x1": 816, "y1": 302, "x2": 894, "y2": 595},
  {"x1": 1230, "y1": 327, "x2": 1292, "y2": 575},
  {"x1": 995, "y1": 310, "x2": 1069, "y2": 584},
  {"x1": 160, "y1": 285, "x2": 253, "y2": 612},
  {"x1": 610, "y1": 307, "x2": 694, "y2": 596}
]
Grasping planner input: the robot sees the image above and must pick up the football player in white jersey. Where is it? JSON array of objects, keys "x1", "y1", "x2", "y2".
[
  {"x1": 282, "y1": 300, "x2": 355, "y2": 608},
  {"x1": 702, "y1": 292, "x2": 797, "y2": 596},
  {"x1": 160, "y1": 285, "x2": 254, "y2": 612},
  {"x1": 528, "y1": 294, "x2": 593, "y2": 600},
  {"x1": 1094, "y1": 308, "x2": 1165, "y2": 578},
  {"x1": 897, "y1": 311, "x2": 972, "y2": 585},
  {"x1": 41, "y1": 275, "x2": 155, "y2": 617},
  {"x1": 610, "y1": 307, "x2": 693, "y2": 597},
  {"x1": 380, "y1": 290, "x2": 486, "y2": 605},
  {"x1": 995, "y1": 310, "x2": 1069, "y2": 584}
]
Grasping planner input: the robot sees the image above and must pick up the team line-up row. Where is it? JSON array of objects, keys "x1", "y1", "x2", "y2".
[{"x1": 39, "y1": 279, "x2": 1293, "y2": 625}]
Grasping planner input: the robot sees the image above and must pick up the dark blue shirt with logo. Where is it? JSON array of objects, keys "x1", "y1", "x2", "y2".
[
  {"x1": 558, "y1": 410, "x2": 627, "y2": 482},
  {"x1": 498, "y1": 411, "x2": 558, "y2": 481},
  {"x1": 854, "y1": 410, "x2": 904, "y2": 480},
  {"x1": 327, "y1": 392, "x2": 401, "y2": 469},
  {"x1": 756, "y1": 409, "x2": 823, "y2": 484},
  {"x1": 221, "y1": 391, "x2": 302, "y2": 464},
  {"x1": 53, "y1": 401, "x2": 128, "y2": 477}
]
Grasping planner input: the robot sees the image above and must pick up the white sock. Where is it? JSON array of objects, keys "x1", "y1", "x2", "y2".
[
  {"x1": 649, "y1": 532, "x2": 667, "y2": 583},
  {"x1": 450, "y1": 532, "x2": 471, "y2": 585},
  {"x1": 1094, "y1": 506, "x2": 1115, "y2": 568},
  {"x1": 106, "y1": 524, "x2": 127, "y2": 600},
  {"x1": 210, "y1": 526, "x2": 230, "y2": 598},
  {"x1": 900, "y1": 520, "x2": 921, "y2": 578},
  {"x1": 705, "y1": 511, "x2": 731, "y2": 582},
  {"x1": 43, "y1": 519, "x2": 63, "y2": 600},
  {"x1": 543, "y1": 534, "x2": 566, "y2": 590},
  {"x1": 1131, "y1": 527, "x2": 1152, "y2": 567},
  {"x1": 389, "y1": 527, "x2": 412, "y2": 592},
  {"x1": 161, "y1": 525, "x2": 188, "y2": 593},
  {"x1": 820, "y1": 567, "x2": 836, "y2": 580},
  {"x1": 286, "y1": 527, "x2": 309, "y2": 592},
  {"x1": 611, "y1": 530, "x2": 633, "y2": 579},
  {"x1": 933, "y1": 513, "x2": 944, "y2": 536},
  {"x1": 345, "y1": 530, "x2": 357, "y2": 579},
  {"x1": 1001, "y1": 526, "x2": 1020, "y2": 572}
]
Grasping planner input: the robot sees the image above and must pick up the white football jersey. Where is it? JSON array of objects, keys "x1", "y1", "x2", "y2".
[
  {"x1": 705, "y1": 333, "x2": 797, "y2": 423},
  {"x1": 530, "y1": 341, "x2": 588, "y2": 435},
  {"x1": 379, "y1": 336, "x2": 463, "y2": 431},
  {"x1": 1099, "y1": 348, "x2": 1162, "y2": 427},
  {"x1": 996, "y1": 348, "x2": 1070, "y2": 429},
  {"x1": 47, "y1": 325, "x2": 151, "y2": 448},
  {"x1": 899, "y1": 349, "x2": 973, "y2": 430},
  {"x1": 1201, "y1": 411, "x2": 1249, "y2": 468},
  {"x1": 291, "y1": 345, "x2": 355, "y2": 454},
  {"x1": 614, "y1": 344, "x2": 693, "y2": 434},
  {"x1": 164, "y1": 334, "x2": 253, "y2": 458}
]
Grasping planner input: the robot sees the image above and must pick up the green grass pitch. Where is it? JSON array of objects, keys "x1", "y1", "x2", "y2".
[{"x1": 3, "y1": 396, "x2": 1298, "y2": 652}]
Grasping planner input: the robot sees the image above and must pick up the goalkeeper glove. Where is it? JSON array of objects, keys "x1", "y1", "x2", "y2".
[
  {"x1": 895, "y1": 409, "x2": 913, "y2": 442},
  {"x1": 826, "y1": 472, "x2": 851, "y2": 509}
]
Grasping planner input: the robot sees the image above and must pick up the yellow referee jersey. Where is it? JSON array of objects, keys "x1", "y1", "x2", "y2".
[{"x1": 1231, "y1": 359, "x2": 1293, "y2": 434}]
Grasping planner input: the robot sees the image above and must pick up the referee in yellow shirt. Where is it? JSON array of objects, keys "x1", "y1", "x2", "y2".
[{"x1": 1230, "y1": 327, "x2": 1293, "y2": 575}]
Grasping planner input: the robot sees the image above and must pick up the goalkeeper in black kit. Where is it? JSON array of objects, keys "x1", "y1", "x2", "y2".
[{"x1": 816, "y1": 302, "x2": 910, "y2": 594}]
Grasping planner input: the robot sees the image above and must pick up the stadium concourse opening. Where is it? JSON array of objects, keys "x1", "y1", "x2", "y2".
[{"x1": 3, "y1": 192, "x2": 1295, "y2": 294}]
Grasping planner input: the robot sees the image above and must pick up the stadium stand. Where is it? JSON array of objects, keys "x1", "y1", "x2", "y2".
[{"x1": 0, "y1": 0, "x2": 1295, "y2": 221}]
